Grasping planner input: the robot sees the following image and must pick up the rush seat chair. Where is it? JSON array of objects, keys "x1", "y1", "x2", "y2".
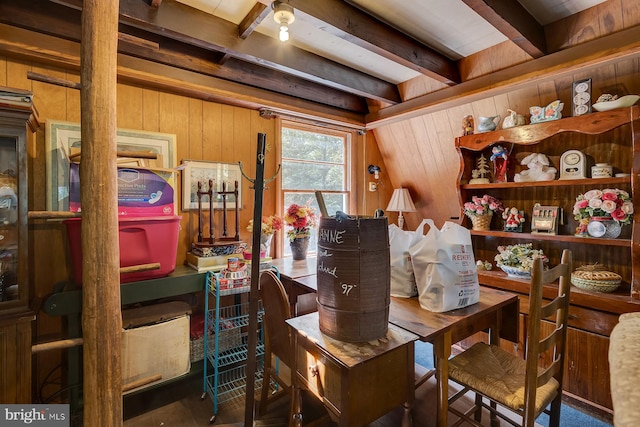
[{"x1": 447, "y1": 249, "x2": 572, "y2": 427}]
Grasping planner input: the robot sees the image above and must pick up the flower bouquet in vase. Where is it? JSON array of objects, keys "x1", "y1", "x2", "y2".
[
  {"x1": 573, "y1": 188, "x2": 633, "y2": 238},
  {"x1": 495, "y1": 243, "x2": 547, "y2": 278},
  {"x1": 284, "y1": 203, "x2": 317, "y2": 260},
  {"x1": 246, "y1": 215, "x2": 283, "y2": 258},
  {"x1": 463, "y1": 194, "x2": 503, "y2": 231}
]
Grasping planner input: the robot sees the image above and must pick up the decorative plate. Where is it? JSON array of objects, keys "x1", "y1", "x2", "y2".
[{"x1": 592, "y1": 95, "x2": 640, "y2": 112}]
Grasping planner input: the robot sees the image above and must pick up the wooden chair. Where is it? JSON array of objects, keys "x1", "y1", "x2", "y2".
[
  {"x1": 447, "y1": 249, "x2": 572, "y2": 427},
  {"x1": 258, "y1": 270, "x2": 295, "y2": 417}
]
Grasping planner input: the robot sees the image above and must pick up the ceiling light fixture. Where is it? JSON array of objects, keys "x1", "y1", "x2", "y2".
[{"x1": 272, "y1": 1, "x2": 295, "y2": 42}]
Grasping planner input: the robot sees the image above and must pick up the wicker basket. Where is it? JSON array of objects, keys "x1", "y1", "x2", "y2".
[
  {"x1": 571, "y1": 266, "x2": 622, "y2": 293},
  {"x1": 190, "y1": 330, "x2": 242, "y2": 363},
  {"x1": 571, "y1": 276, "x2": 621, "y2": 293},
  {"x1": 470, "y1": 213, "x2": 492, "y2": 231}
]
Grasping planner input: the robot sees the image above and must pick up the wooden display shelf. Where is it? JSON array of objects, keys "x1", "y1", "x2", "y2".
[
  {"x1": 470, "y1": 230, "x2": 630, "y2": 247},
  {"x1": 460, "y1": 176, "x2": 630, "y2": 189},
  {"x1": 478, "y1": 270, "x2": 637, "y2": 311}
]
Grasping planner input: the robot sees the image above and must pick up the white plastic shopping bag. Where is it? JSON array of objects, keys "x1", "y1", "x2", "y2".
[
  {"x1": 409, "y1": 219, "x2": 479, "y2": 312},
  {"x1": 388, "y1": 223, "x2": 420, "y2": 297}
]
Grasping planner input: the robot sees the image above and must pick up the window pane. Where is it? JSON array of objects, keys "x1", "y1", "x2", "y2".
[
  {"x1": 320, "y1": 193, "x2": 347, "y2": 217},
  {"x1": 283, "y1": 192, "x2": 319, "y2": 257},
  {"x1": 282, "y1": 128, "x2": 344, "y2": 163},
  {"x1": 281, "y1": 124, "x2": 350, "y2": 258},
  {"x1": 282, "y1": 161, "x2": 345, "y2": 190}
]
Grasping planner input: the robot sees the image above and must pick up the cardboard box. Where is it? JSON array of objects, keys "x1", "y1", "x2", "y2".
[
  {"x1": 122, "y1": 313, "x2": 190, "y2": 394},
  {"x1": 69, "y1": 163, "x2": 176, "y2": 216}
]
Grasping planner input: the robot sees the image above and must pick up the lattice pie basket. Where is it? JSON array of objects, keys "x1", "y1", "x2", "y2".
[{"x1": 571, "y1": 264, "x2": 622, "y2": 293}]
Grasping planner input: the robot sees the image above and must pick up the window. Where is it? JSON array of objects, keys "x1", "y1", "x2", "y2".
[{"x1": 280, "y1": 121, "x2": 353, "y2": 257}]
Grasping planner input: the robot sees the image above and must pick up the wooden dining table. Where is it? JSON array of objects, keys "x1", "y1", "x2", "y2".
[
  {"x1": 270, "y1": 257, "x2": 520, "y2": 427},
  {"x1": 388, "y1": 290, "x2": 519, "y2": 427}
]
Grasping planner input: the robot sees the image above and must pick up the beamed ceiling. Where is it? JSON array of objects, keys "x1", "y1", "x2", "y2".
[{"x1": 2, "y1": 0, "x2": 629, "y2": 127}]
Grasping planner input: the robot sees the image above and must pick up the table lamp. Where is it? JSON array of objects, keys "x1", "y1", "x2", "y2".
[{"x1": 386, "y1": 188, "x2": 416, "y2": 229}]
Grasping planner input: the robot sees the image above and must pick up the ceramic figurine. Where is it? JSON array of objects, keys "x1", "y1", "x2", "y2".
[
  {"x1": 502, "y1": 207, "x2": 525, "y2": 232},
  {"x1": 462, "y1": 115, "x2": 474, "y2": 136},
  {"x1": 530, "y1": 100, "x2": 563, "y2": 123},
  {"x1": 490, "y1": 145, "x2": 509, "y2": 183},
  {"x1": 477, "y1": 115, "x2": 501, "y2": 132},
  {"x1": 502, "y1": 109, "x2": 526, "y2": 129},
  {"x1": 513, "y1": 153, "x2": 557, "y2": 182}
]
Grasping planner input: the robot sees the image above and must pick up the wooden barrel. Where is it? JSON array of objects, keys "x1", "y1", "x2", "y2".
[{"x1": 316, "y1": 215, "x2": 390, "y2": 342}]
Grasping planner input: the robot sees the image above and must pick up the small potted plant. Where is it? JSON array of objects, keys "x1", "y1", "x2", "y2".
[
  {"x1": 284, "y1": 203, "x2": 317, "y2": 260},
  {"x1": 463, "y1": 194, "x2": 503, "y2": 231},
  {"x1": 494, "y1": 243, "x2": 547, "y2": 278},
  {"x1": 573, "y1": 188, "x2": 633, "y2": 238}
]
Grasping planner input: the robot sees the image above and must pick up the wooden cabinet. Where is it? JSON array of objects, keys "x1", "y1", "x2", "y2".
[
  {"x1": 0, "y1": 89, "x2": 39, "y2": 403},
  {"x1": 455, "y1": 106, "x2": 640, "y2": 414},
  {"x1": 287, "y1": 312, "x2": 416, "y2": 427}
]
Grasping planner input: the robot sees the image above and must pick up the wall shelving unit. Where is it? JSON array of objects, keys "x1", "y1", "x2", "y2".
[{"x1": 455, "y1": 105, "x2": 640, "y2": 412}]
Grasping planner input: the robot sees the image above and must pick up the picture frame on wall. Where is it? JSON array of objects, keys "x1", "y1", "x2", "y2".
[
  {"x1": 181, "y1": 160, "x2": 242, "y2": 210},
  {"x1": 46, "y1": 119, "x2": 177, "y2": 211},
  {"x1": 572, "y1": 78, "x2": 592, "y2": 116}
]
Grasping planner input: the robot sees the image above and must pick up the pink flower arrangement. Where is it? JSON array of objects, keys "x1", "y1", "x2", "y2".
[
  {"x1": 246, "y1": 215, "x2": 283, "y2": 236},
  {"x1": 284, "y1": 203, "x2": 317, "y2": 241},
  {"x1": 463, "y1": 194, "x2": 504, "y2": 218},
  {"x1": 573, "y1": 188, "x2": 633, "y2": 226}
]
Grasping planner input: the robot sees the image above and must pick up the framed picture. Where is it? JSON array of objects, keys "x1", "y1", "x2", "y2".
[
  {"x1": 572, "y1": 78, "x2": 592, "y2": 116},
  {"x1": 181, "y1": 160, "x2": 242, "y2": 210},
  {"x1": 46, "y1": 120, "x2": 177, "y2": 211}
]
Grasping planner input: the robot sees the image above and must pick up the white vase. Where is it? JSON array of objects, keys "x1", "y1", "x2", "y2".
[{"x1": 260, "y1": 234, "x2": 273, "y2": 256}]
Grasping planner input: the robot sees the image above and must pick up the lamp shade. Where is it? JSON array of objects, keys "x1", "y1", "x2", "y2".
[{"x1": 386, "y1": 188, "x2": 416, "y2": 213}]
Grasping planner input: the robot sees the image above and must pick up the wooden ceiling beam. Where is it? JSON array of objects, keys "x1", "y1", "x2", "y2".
[
  {"x1": 462, "y1": 0, "x2": 546, "y2": 58},
  {"x1": 47, "y1": 0, "x2": 399, "y2": 104},
  {"x1": 219, "y1": 2, "x2": 270, "y2": 65},
  {"x1": 302, "y1": 0, "x2": 460, "y2": 85},
  {"x1": 0, "y1": 23, "x2": 367, "y2": 127},
  {"x1": 114, "y1": 0, "x2": 402, "y2": 104},
  {"x1": 366, "y1": 25, "x2": 640, "y2": 128},
  {"x1": 238, "y1": 2, "x2": 270, "y2": 39},
  {"x1": 0, "y1": 0, "x2": 367, "y2": 112}
]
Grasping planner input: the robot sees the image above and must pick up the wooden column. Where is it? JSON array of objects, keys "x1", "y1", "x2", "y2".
[{"x1": 80, "y1": 1, "x2": 122, "y2": 425}]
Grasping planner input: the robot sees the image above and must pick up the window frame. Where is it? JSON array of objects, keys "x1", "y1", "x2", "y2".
[{"x1": 275, "y1": 119, "x2": 357, "y2": 258}]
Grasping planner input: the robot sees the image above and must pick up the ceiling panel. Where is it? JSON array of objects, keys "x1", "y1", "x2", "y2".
[
  {"x1": 349, "y1": 0, "x2": 507, "y2": 59},
  {"x1": 517, "y1": 0, "x2": 606, "y2": 25}
]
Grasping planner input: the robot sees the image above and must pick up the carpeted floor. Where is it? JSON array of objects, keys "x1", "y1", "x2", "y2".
[{"x1": 414, "y1": 341, "x2": 613, "y2": 427}]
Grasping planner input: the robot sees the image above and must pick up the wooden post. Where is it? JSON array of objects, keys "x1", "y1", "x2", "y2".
[{"x1": 80, "y1": 1, "x2": 122, "y2": 425}]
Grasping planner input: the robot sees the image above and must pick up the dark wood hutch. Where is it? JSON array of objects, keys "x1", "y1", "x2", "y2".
[
  {"x1": 0, "y1": 90, "x2": 39, "y2": 403},
  {"x1": 455, "y1": 105, "x2": 640, "y2": 413}
]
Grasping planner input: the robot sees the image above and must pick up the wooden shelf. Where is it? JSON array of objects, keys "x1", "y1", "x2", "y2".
[
  {"x1": 478, "y1": 270, "x2": 639, "y2": 315},
  {"x1": 461, "y1": 176, "x2": 630, "y2": 189},
  {"x1": 456, "y1": 106, "x2": 639, "y2": 150},
  {"x1": 470, "y1": 230, "x2": 630, "y2": 247}
]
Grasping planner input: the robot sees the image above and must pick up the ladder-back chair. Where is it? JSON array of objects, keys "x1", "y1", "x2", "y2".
[{"x1": 447, "y1": 249, "x2": 572, "y2": 427}]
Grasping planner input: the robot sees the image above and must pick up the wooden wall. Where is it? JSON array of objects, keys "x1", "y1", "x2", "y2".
[
  {"x1": 376, "y1": 0, "x2": 640, "y2": 230},
  {"x1": 0, "y1": 54, "x2": 389, "y2": 397},
  {"x1": 376, "y1": 55, "x2": 640, "y2": 229}
]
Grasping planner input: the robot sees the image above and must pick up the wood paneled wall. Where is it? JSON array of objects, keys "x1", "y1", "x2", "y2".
[
  {"x1": 0, "y1": 55, "x2": 389, "y2": 397},
  {"x1": 377, "y1": 0, "x2": 640, "y2": 231},
  {"x1": 376, "y1": 55, "x2": 640, "y2": 231}
]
